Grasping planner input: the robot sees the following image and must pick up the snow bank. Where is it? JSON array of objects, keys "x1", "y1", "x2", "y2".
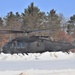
[
  {"x1": 23, "y1": 69, "x2": 75, "y2": 75},
  {"x1": 0, "y1": 69, "x2": 75, "y2": 75},
  {"x1": 0, "y1": 51, "x2": 75, "y2": 61},
  {"x1": 0, "y1": 52, "x2": 75, "y2": 75}
]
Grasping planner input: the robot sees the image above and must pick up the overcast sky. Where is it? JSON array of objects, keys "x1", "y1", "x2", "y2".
[{"x1": 0, "y1": 0, "x2": 75, "y2": 17}]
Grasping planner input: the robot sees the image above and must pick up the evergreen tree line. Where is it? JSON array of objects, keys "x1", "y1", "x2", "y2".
[{"x1": 0, "y1": 2, "x2": 75, "y2": 36}]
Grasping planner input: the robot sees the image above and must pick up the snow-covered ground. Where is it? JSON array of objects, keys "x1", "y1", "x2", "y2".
[
  {"x1": 0, "y1": 51, "x2": 75, "y2": 61},
  {"x1": 0, "y1": 51, "x2": 75, "y2": 75},
  {"x1": 0, "y1": 69, "x2": 75, "y2": 75}
]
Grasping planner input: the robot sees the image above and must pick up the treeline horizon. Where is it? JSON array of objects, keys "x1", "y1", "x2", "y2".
[{"x1": 0, "y1": 2, "x2": 75, "y2": 36}]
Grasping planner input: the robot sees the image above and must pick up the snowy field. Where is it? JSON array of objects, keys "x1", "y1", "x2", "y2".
[
  {"x1": 0, "y1": 51, "x2": 75, "y2": 61},
  {"x1": 0, "y1": 69, "x2": 75, "y2": 75},
  {"x1": 0, "y1": 51, "x2": 75, "y2": 75}
]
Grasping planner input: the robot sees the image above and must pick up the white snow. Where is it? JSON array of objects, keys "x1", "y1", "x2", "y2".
[
  {"x1": 0, "y1": 52, "x2": 75, "y2": 75},
  {"x1": 0, "y1": 69, "x2": 75, "y2": 75},
  {"x1": 0, "y1": 51, "x2": 75, "y2": 61}
]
